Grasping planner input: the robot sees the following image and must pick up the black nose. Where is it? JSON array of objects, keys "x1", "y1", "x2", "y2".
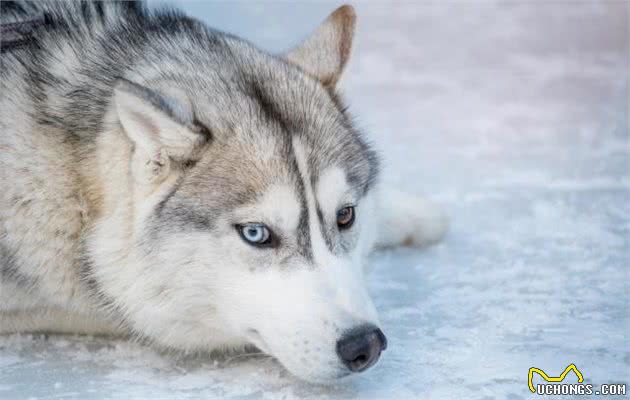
[{"x1": 336, "y1": 324, "x2": 387, "y2": 373}]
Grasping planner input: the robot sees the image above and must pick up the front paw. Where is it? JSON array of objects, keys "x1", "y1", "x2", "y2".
[
  {"x1": 383, "y1": 191, "x2": 449, "y2": 248},
  {"x1": 402, "y1": 198, "x2": 449, "y2": 247}
]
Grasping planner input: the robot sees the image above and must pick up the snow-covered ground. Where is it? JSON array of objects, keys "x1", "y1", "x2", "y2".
[{"x1": 1, "y1": 2, "x2": 629, "y2": 399}]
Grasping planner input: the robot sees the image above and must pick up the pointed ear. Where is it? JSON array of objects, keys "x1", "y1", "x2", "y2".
[
  {"x1": 114, "y1": 79, "x2": 210, "y2": 163},
  {"x1": 286, "y1": 5, "x2": 356, "y2": 88}
]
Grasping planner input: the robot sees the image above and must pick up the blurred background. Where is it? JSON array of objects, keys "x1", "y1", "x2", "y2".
[{"x1": 2, "y1": 1, "x2": 628, "y2": 399}]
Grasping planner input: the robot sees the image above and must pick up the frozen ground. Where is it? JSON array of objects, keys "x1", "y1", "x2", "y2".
[{"x1": 1, "y1": 1, "x2": 629, "y2": 399}]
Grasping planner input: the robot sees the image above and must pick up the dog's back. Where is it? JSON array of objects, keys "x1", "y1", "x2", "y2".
[
  {"x1": 0, "y1": 1, "x2": 123, "y2": 324},
  {"x1": 1, "y1": 1, "x2": 221, "y2": 139},
  {"x1": 0, "y1": 0, "x2": 226, "y2": 325}
]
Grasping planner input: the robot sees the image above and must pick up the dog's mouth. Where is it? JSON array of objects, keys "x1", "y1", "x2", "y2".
[{"x1": 243, "y1": 328, "x2": 379, "y2": 382}]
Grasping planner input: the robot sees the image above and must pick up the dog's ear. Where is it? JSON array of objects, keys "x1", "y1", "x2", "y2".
[
  {"x1": 286, "y1": 5, "x2": 356, "y2": 89},
  {"x1": 114, "y1": 79, "x2": 210, "y2": 184},
  {"x1": 114, "y1": 79, "x2": 210, "y2": 160}
]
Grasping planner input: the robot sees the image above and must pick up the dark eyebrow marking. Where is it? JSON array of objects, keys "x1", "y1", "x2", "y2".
[
  {"x1": 290, "y1": 154, "x2": 313, "y2": 263},
  {"x1": 248, "y1": 80, "x2": 292, "y2": 134},
  {"x1": 316, "y1": 205, "x2": 334, "y2": 252},
  {"x1": 295, "y1": 205, "x2": 312, "y2": 261}
]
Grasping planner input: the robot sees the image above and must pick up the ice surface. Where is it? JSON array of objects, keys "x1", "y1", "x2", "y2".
[{"x1": 1, "y1": 2, "x2": 628, "y2": 399}]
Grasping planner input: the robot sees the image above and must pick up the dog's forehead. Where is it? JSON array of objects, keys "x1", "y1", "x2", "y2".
[
  {"x1": 162, "y1": 48, "x2": 379, "y2": 225},
  {"x1": 237, "y1": 182, "x2": 302, "y2": 230},
  {"x1": 198, "y1": 57, "x2": 376, "y2": 188}
]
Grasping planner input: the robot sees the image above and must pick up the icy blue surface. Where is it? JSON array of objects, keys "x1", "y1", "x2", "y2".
[{"x1": 1, "y1": 2, "x2": 628, "y2": 399}]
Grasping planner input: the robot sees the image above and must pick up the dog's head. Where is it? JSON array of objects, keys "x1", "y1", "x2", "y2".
[{"x1": 91, "y1": 5, "x2": 385, "y2": 381}]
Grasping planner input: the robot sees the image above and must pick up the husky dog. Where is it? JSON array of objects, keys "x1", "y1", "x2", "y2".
[{"x1": 0, "y1": 1, "x2": 447, "y2": 382}]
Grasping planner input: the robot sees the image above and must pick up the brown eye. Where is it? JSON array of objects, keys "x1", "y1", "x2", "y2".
[{"x1": 336, "y1": 206, "x2": 355, "y2": 229}]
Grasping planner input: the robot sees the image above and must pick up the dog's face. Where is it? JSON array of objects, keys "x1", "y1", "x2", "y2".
[{"x1": 95, "y1": 5, "x2": 386, "y2": 382}]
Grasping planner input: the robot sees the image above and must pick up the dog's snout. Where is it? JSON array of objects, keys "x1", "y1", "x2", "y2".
[{"x1": 336, "y1": 324, "x2": 387, "y2": 373}]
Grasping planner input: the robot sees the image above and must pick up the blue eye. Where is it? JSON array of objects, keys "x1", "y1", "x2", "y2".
[{"x1": 237, "y1": 223, "x2": 273, "y2": 247}]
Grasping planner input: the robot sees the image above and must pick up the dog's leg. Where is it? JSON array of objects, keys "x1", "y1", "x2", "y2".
[
  {"x1": 374, "y1": 189, "x2": 449, "y2": 249},
  {"x1": 0, "y1": 307, "x2": 124, "y2": 336}
]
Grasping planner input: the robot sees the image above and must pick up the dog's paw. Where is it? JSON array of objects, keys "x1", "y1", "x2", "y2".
[
  {"x1": 401, "y1": 196, "x2": 449, "y2": 247},
  {"x1": 376, "y1": 190, "x2": 449, "y2": 248}
]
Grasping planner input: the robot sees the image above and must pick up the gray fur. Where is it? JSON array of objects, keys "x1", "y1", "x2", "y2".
[
  {"x1": 1, "y1": 1, "x2": 377, "y2": 327},
  {"x1": 0, "y1": 1, "x2": 448, "y2": 382},
  {"x1": 1, "y1": 2, "x2": 377, "y2": 261}
]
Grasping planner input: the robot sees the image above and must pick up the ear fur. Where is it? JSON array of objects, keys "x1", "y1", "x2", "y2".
[
  {"x1": 286, "y1": 5, "x2": 356, "y2": 88},
  {"x1": 114, "y1": 79, "x2": 210, "y2": 163}
]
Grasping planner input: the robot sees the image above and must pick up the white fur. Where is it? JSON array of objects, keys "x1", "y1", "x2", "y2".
[
  {"x1": 0, "y1": 96, "x2": 448, "y2": 381},
  {"x1": 0, "y1": 4, "x2": 449, "y2": 383}
]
